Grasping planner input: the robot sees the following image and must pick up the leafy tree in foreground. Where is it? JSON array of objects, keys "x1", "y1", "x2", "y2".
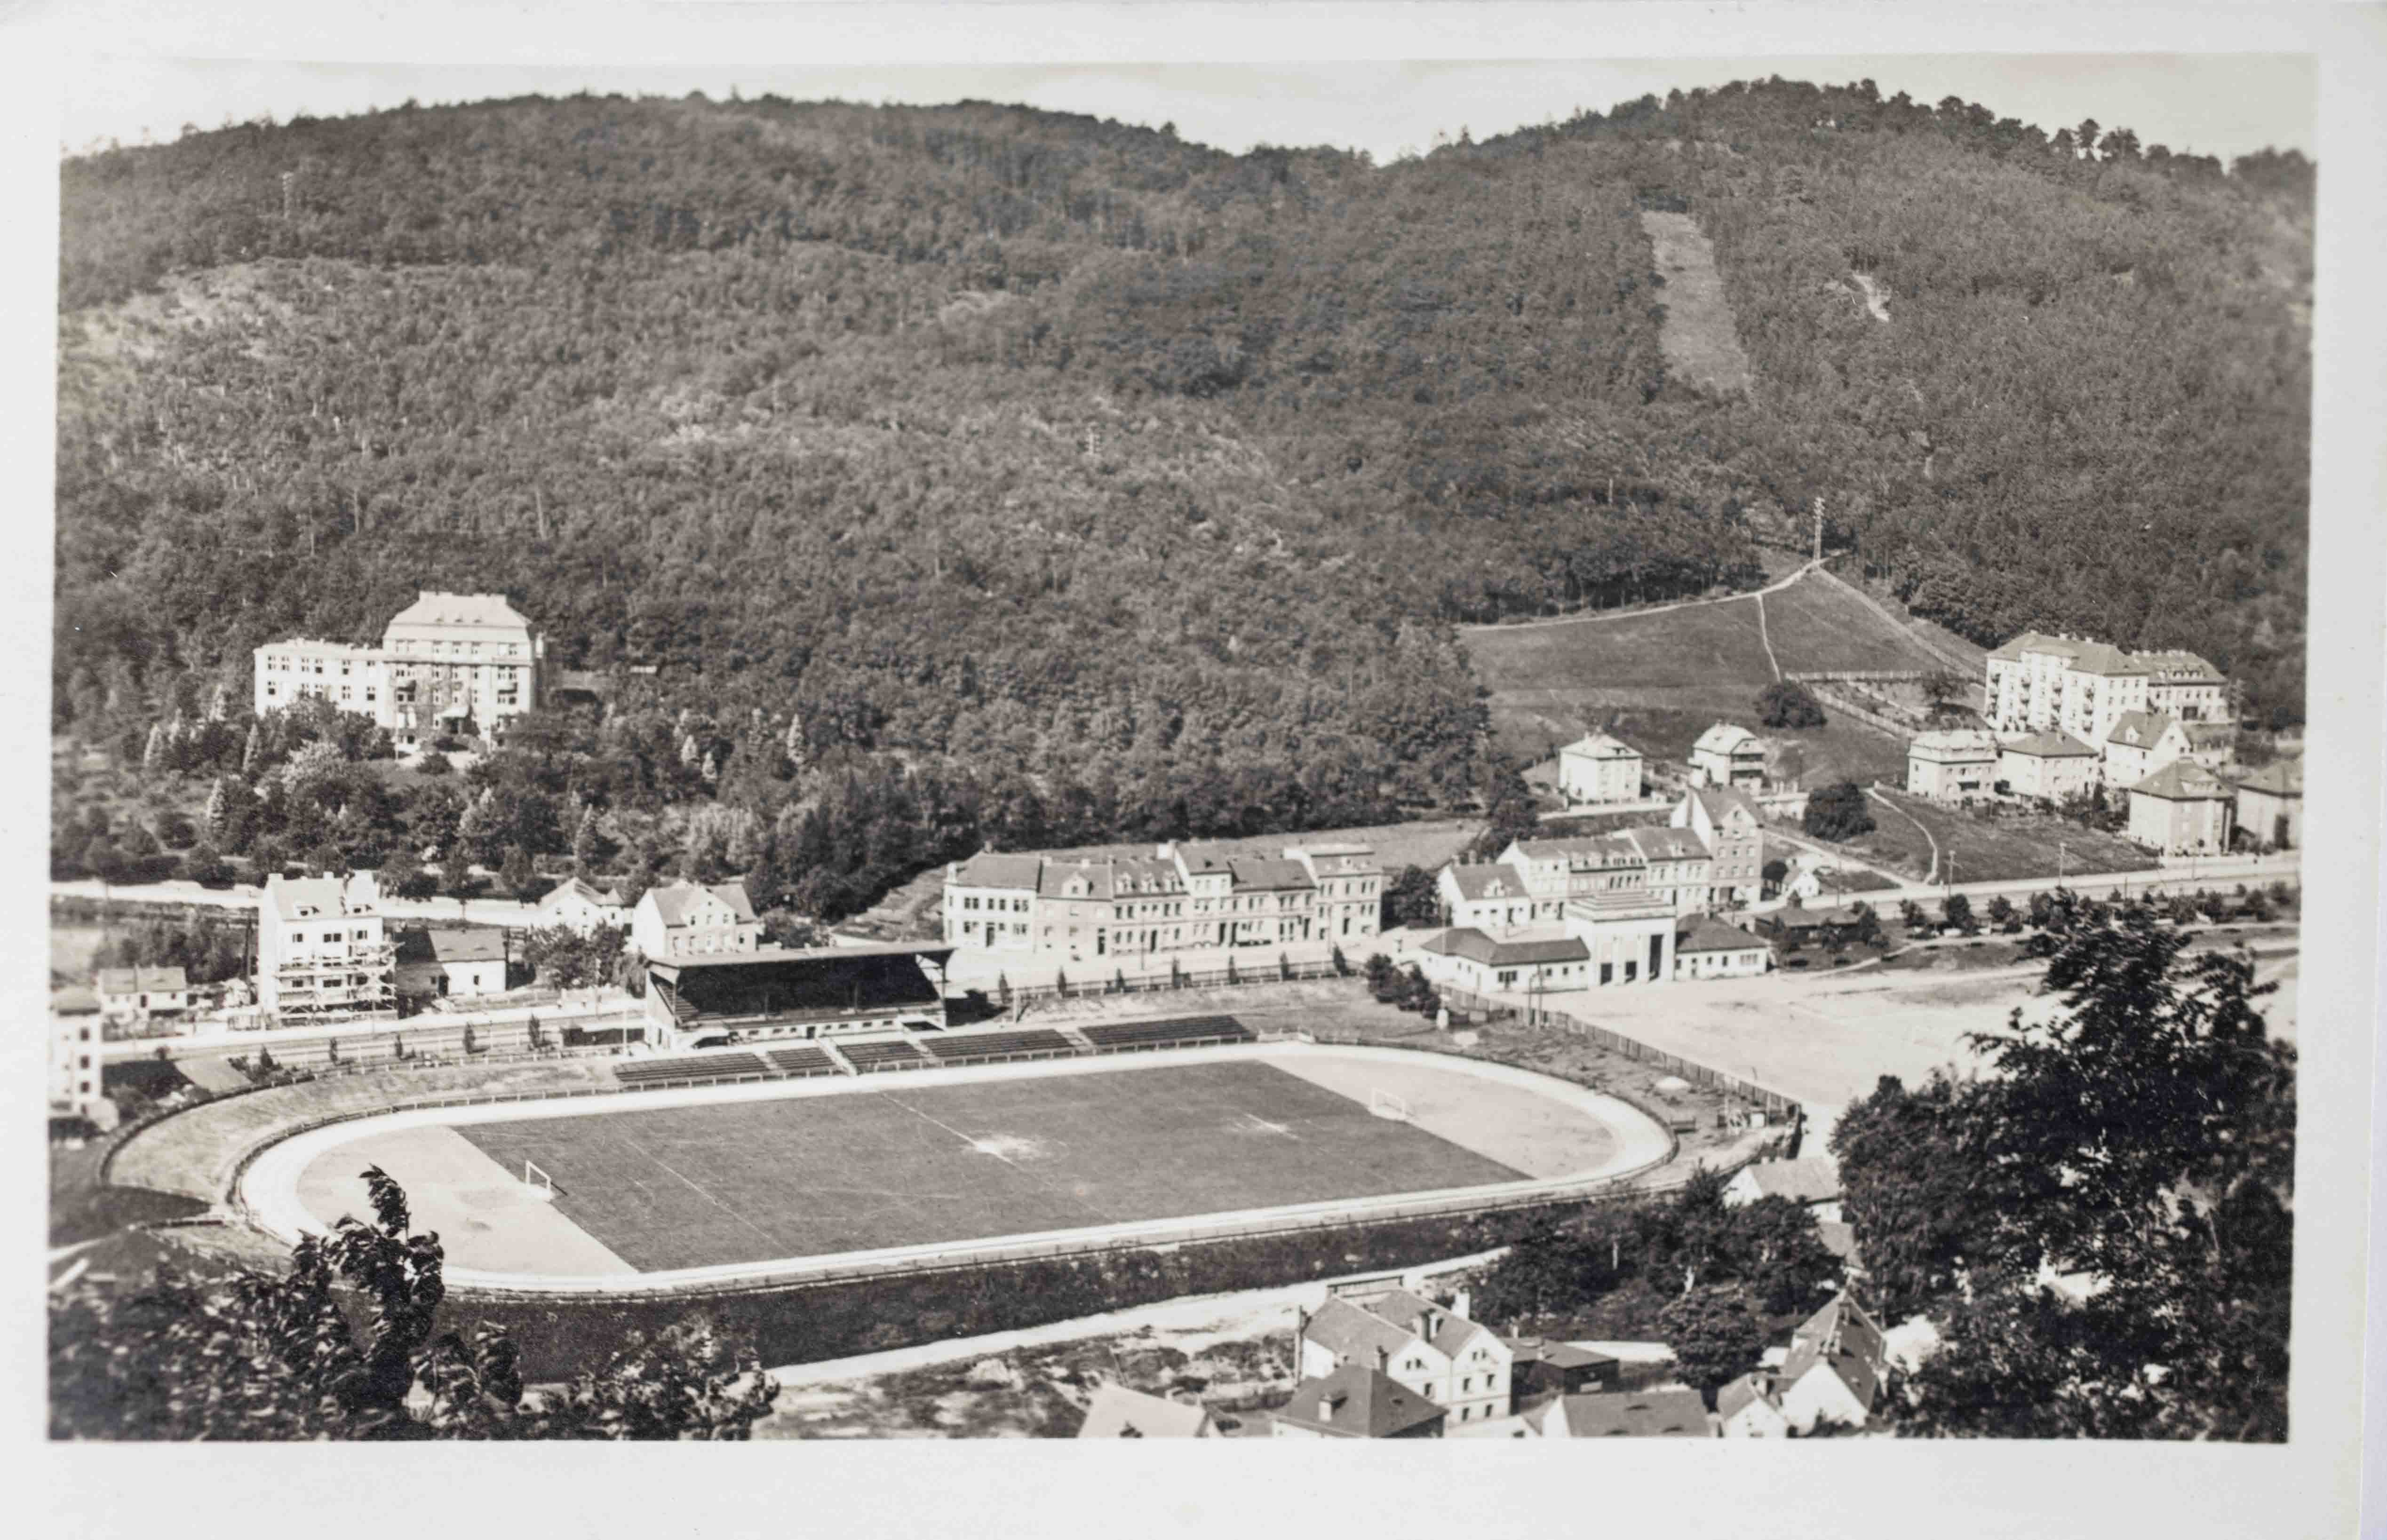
[
  {"x1": 1658, "y1": 1286, "x2": 1767, "y2": 1406},
  {"x1": 49, "y1": 1168, "x2": 779, "y2": 1439},
  {"x1": 1843, "y1": 905, "x2": 2293, "y2": 1439}
]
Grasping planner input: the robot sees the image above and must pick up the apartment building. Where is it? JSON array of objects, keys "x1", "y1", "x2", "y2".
[
  {"x1": 1298, "y1": 1289, "x2": 1515, "y2": 1428},
  {"x1": 254, "y1": 591, "x2": 545, "y2": 748},
  {"x1": 257, "y1": 871, "x2": 396, "y2": 1017},
  {"x1": 1689, "y1": 722, "x2": 1767, "y2": 790},
  {"x1": 1555, "y1": 731, "x2": 1645, "y2": 805},
  {"x1": 50, "y1": 987, "x2": 112, "y2": 1130},
  {"x1": 631, "y1": 880, "x2": 763, "y2": 959},
  {"x1": 1906, "y1": 729, "x2": 1999, "y2": 801},
  {"x1": 1672, "y1": 786, "x2": 1766, "y2": 905},
  {"x1": 1984, "y1": 632, "x2": 2227, "y2": 743},
  {"x1": 940, "y1": 841, "x2": 1381, "y2": 966}
]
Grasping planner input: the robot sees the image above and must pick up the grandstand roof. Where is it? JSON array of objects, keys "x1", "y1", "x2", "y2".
[{"x1": 646, "y1": 947, "x2": 947, "y2": 1025}]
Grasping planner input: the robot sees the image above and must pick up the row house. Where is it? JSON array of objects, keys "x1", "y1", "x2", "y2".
[
  {"x1": 1985, "y1": 632, "x2": 2227, "y2": 743},
  {"x1": 254, "y1": 591, "x2": 545, "y2": 750},
  {"x1": 940, "y1": 841, "x2": 1382, "y2": 967}
]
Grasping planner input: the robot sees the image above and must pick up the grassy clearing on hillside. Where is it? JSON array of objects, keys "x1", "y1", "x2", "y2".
[
  {"x1": 1841, "y1": 790, "x2": 2160, "y2": 884},
  {"x1": 1640, "y1": 211, "x2": 1755, "y2": 398},
  {"x1": 1763, "y1": 572, "x2": 1958, "y2": 675}
]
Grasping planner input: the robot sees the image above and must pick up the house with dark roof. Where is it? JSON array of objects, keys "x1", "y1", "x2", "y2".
[
  {"x1": 1752, "y1": 902, "x2": 1868, "y2": 945},
  {"x1": 394, "y1": 927, "x2": 508, "y2": 1000},
  {"x1": 1413, "y1": 926, "x2": 1591, "y2": 999},
  {"x1": 1778, "y1": 1293, "x2": 1891, "y2": 1433},
  {"x1": 1725, "y1": 1156, "x2": 1842, "y2": 1219},
  {"x1": 1504, "y1": 1337, "x2": 1620, "y2": 1405},
  {"x1": 2126, "y1": 761, "x2": 2236, "y2": 855},
  {"x1": 94, "y1": 965, "x2": 191, "y2": 1021},
  {"x1": 1271, "y1": 1364, "x2": 1447, "y2": 1439},
  {"x1": 1298, "y1": 1288, "x2": 1514, "y2": 1426},
  {"x1": 1533, "y1": 1387, "x2": 1713, "y2": 1438},
  {"x1": 1997, "y1": 730, "x2": 2100, "y2": 802},
  {"x1": 1674, "y1": 915, "x2": 1772, "y2": 979},
  {"x1": 631, "y1": 880, "x2": 762, "y2": 960},
  {"x1": 2232, "y1": 760, "x2": 2303, "y2": 850},
  {"x1": 1076, "y1": 1384, "x2": 1216, "y2": 1438}
]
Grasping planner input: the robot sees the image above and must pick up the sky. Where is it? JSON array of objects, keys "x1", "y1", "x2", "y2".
[{"x1": 58, "y1": 52, "x2": 2315, "y2": 168}]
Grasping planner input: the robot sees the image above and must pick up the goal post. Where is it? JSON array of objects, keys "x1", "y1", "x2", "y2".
[
  {"x1": 1369, "y1": 1088, "x2": 1412, "y2": 1122},
  {"x1": 522, "y1": 1159, "x2": 558, "y2": 1202}
]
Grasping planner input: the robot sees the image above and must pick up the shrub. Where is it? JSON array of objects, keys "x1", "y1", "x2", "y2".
[
  {"x1": 1756, "y1": 681, "x2": 1826, "y2": 730},
  {"x1": 1805, "y1": 782, "x2": 1875, "y2": 841}
]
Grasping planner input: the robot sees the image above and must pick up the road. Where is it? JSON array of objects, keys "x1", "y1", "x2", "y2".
[{"x1": 1454, "y1": 557, "x2": 1830, "y2": 635}]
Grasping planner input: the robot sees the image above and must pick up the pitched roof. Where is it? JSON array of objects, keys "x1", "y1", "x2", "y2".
[
  {"x1": 1715, "y1": 1373, "x2": 1781, "y2": 1421},
  {"x1": 1076, "y1": 1384, "x2": 1212, "y2": 1439},
  {"x1": 383, "y1": 591, "x2": 534, "y2": 634},
  {"x1": 267, "y1": 873, "x2": 370, "y2": 922},
  {"x1": 2233, "y1": 761, "x2": 2304, "y2": 797},
  {"x1": 1511, "y1": 834, "x2": 1641, "y2": 868},
  {"x1": 1441, "y1": 863, "x2": 1525, "y2": 901},
  {"x1": 1553, "y1": 1388, "x2": 1712, "y2": 1438},
  {"x1": 643, "y1": 880, "x2": 759, "y2": 927},
  {"x1": 1623, "y1": 826, "x2": 1709, "y2": 862},
  {"x1": 51, "y1": 986, "x2": 102, "y2": 1015},
  {"x1": 95, "y1": 965, "x2": 188, "y2": 995},
  {"x1": 1038, "y1": 861, "x2": 1115, "y2": 901},
  {"x1": 1675, "y1": 916, "x2": 1766, "y2": 954},
  {"x1": 1277, "y1": 1365, "x2": 1447, "y2": 1438},
  {"x1": 1301, "y1": 1296, "x2": 1420, "y2": 1365},
  {"x1": 1688, "y1": 786, "x2": 1762, "y2": 825},
  {"x1": 2066, "y1": 641, "x2": 2143, "y2": 677},
  {"x1": 2000, "y1": 730, "x2": 2097, "y2": 759},
  {"x1": 1816, "y1": 1221, "x2": 1859, "y2": 1261},
  {"x1": 2139, "y1": 648, "x2": 2223, "y2": 681},
  {"x1": 1560, "y1": 731, "x2": 1641, "y2": 761},
  {"x1": 1419, "y1": 928, "x2": 1589, "y2": 968},
  {"x1": 1735, "y1": 1157, "x2": 1842, "y2": 1204},
  {"x1": 1354, "y1": 1288, "x2": 1492, "y2": 1360},
  {"x1": 2183, "y1": 721, "x2": 2237, "y2": 750},
  {"x1": 1987, "y1": 629, "x2": 2073, "y2": 662},
  {"x1": 1226, "y1": 856, "x2": 1314, "y2": 891},
  {"x1": 1783, "y1": 1294, "x2": 1889, "y2": 1413},
  {"x1": 1501, "y1": 1337, "x2": 1619, "y2": 1373},
  {"x1": 1768, "y1": 903, "x2": 1865, "y2": 930},
  {"x1": 1171, "y1": 842, "x2": 1236, "y2": 875},
  {"x1": 540, "y1": 876, "x2": 623, "y2": 910},
  {"x1": 1694, "y1": 723, "x2": 1761, "y2": 756},
  {"x1": 2104, "y1": 710, "x2": 2180, "y2": 751},
  {"x1": 949, "y1": 852, "x2": 1045, "y2": 891},
  {"x1": 1909, "y1": 729, "x2": 1999, "y2": 756},
  {"x1": 2130, "y1": 761, "x2": 2233, "y2": 802},
  {"x1": 404, "y1": 927, "x2": 506, "y2": 965}
]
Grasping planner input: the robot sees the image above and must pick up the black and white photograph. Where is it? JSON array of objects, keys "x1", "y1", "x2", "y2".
[{"x1": 17, "y1": 3, "x2": 2385, "y2": 1536}]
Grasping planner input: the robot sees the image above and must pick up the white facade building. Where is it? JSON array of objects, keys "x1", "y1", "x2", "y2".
[
  {"x1": 254, "y1": 591, "x2": 545, "y2": 749},
  {"x1": 1688, "y1": 723, "x2": 1767, "y2": 790},
  {"x1": 257, "y1": 872, "x2": 396, "y2": 1017},
  {"x1": 50, "y1": 987, "x2": 113, "y2": 1130},
  {"x1": 1555, "y1": 731, "x2": 1645, "y2": 805},
  {"x1": 1984, "y1": 632, "x2": 2227, "y2": 743},
  {"x1": 631, "y1": 880, "x2": 763, "y2": 959}
]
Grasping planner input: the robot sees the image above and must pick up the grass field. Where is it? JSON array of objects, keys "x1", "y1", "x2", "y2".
[
  {"x1": 451, "y1": 1061, "x2": 1528, "y2": 1271},
  {"x1": 1846, "y1": 790, "x2": 2159, "y2": 884},
  {"x1": 1641, "y1": 211, "x2": 1754, "y2": 397},
  {"x1": 1763, "y1": 573, "x2": 1959, "y2": 675}
]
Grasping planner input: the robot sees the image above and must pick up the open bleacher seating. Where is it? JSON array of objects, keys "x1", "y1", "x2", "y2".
[
  {"x1": 921, "y1": 1028, "x2": 1079, "y2": 1065},
  {"x1": 1075, "y1": 1015, "x2": 1255, "y2": 1053},
  {"x1": 764, "y1": 1045, "x2": 842, "y2": 1079},
  {"x1": 837, "y1": 1038, "x2": 932, "y2": 1073},
  {"x1": 613, "y1": 1051, "x2": 771, "y2": 1087}
]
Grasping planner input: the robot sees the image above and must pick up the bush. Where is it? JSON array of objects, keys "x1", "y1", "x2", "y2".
[
  {"x1": 1756, "y1": 681, "x2": 1826, "y2": 730},
  {"x1": 1806, "y1": 782, "x2": 1876, "y2": 841}
]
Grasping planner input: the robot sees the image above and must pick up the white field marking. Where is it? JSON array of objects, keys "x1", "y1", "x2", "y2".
[
  {"x1": 876, "y1": 1090, "x2": 1113, "y2": 1226},
  {"x1": 1237, "y1": 1112, "x2": 1299, "y2": 1139},
  {"x1": 613, "y1": 1131, "x2": 786, "y2": 1252}
]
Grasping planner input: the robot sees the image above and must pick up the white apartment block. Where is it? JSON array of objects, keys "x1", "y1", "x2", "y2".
[
  {"x1": 1984, "y1": 632, "x2": 2227, "y2": 744},
  {"x1": 940, "y1": 841, "x2": 1380, "y2": 967},
  {"x1": 254, "y1": 591, "x2": 545, "y2": 749},
  {"x1": 50, "y1": 987, "x2": 113, "y2": 1130},
  {"x1": 1555, "y1": 731, "x2": 1645, "y2": 804},
  {"x1": 257, "y1": 872, "x2": 396, "y2": 1017}
]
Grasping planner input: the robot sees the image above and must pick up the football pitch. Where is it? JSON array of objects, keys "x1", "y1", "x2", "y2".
[{"x1": 452, "y1": 1060, "x2": 1527, "y2": 1271}]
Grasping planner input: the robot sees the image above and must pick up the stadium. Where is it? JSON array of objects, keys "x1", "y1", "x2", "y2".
[{"x1": 236, "y1": 1026, "x2": 1672, "y2": 1294}]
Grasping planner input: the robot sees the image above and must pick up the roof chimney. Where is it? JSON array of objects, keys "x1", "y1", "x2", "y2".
[
  {"x1": 1451, "y1": 1288, "x2": 1473, "y2": 1321},
  {"x1": 1375, "y1": 1344, "x2": 1390, "y2": 1373}
]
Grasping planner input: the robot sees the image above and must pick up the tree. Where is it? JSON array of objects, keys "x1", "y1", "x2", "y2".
[
  {"x1": 202, "y1": 777, "x2": 231, "y2": 842},
  {"x1": 1756, "y1": 681, "x2": 1826, "y2": 730},
  {"x1": 181, "y1": 841, "x2": 230, "y2": 885},
  {"x1": 48, "y1": 1168, "x2": 779, "y2": 1439},
  {"x1": 1851, "y1": 902, "x2": 1882, "y2": 947},
  {"x1": 1862, "y1": 908, "x2": 2293, "y2": 1439},
  {"x1": 417, "y1": 750, "x2": 452, "y2": 778},
  {"x1": 1382, "y1": 865, "x2": 1443, "y2": 929},
  {"x1": 1985, "y1": 895, "x2": 2018, "y2": 930},
  {"x1": 1657, "y1": 1286, "x2": 1767, "y2": 1405},
  {"x1": 379, "y1": 844, "x2": 435, "y2": 901},
  {"x1": 1941, "y1": 892, "x2": 1975, "y2": 934},
  {"x1": 1920, "y1": 671, "x2": 1966, "y2": 706},
  {"x1": 1897, "y1": 897, "x2": 1929, "y2": 931},
  {"x1": 500, "y1": 843, "x2": 538, "y2": 900},
  {"x1": 572, "y1": 805, "x2": 600, "y2": 875},
  {"x1": 1830, "y1": 1072, "x2": 2000, "y2": 1320},
  {"x1": 1803, "y1": 782, "x2": 1874, "y2": 841}
]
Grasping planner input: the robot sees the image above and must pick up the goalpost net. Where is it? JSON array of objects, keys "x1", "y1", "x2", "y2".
[
  {"x1": 1369, "y1": 1088, "x2": 1412, "y2": 1122},
  {"x1": 522, "y1": 1160, "x2": 558, "y2": 1202}
]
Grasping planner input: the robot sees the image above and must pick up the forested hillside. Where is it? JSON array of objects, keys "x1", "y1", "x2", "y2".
[{"x1": 53, "y1": 80, "x2": 2312, "y2": 913}]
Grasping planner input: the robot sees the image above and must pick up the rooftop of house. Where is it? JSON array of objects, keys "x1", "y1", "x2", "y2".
[
  {"x1": 1510, "y1": 833, "x2": 1643, "y2": 868},
  {"x1": 1554, "y1": 1388, "x2": 1713, "y2": 1438},
  {"x1": 1226, "y1": 855, "x2": 1315, "y2": 891},
  {"x1": 383, "y1": 591, "x2": 536, "y2": 635},
  {"x1": 1715, "y1": 1373, "x2": 1782, "y2": 1422},
  {"x1": 1685, "y1": 785, "x2": 1762, "y2": 826},
  {"x1": 1441, "y1": 863, "x2": 1526, "y2": 902},
  {"x1": 1501, "y1": 1337, "x2": 1620, "y2": 1372},
  {"x1": 95, "y1": 966, "x2": 189, "y2": 995},
  {"x1": 1419, "y1": 928, "x2": 1590, "y2": 968},
  {"x1": 2105, "y1": 710, "x2": 2180, "y2": 750},
  {"x1": 1734, "y1": 1156, "x2": 1842, "y2": 1204},
  {"x1": 642, "y1": 880, "x2": 758, "y2": 927},
  {"x1": 2183, "y1": 721, "x2": 2238, "y2": 749},
  {"x1": 1783, "y1": 1294, "x2": 1890, "y2": 1413},
  {"x1": 1276, "y1": 1364, "x2": 1447, "y2": 1438},
  {"x1": 1075, "y1": 1384, "x2": 1212, "y2": 1439},
  {"x1": 1350, "y1": 1287, "x2": 1492, "y2": 1360},
  {"x1": 2001, "y1": 730, "x2": 2098, "y2": 759},
  {"x1": 540, "y1": 876, "x2": 624, "y2": 909},
  {"x1": 51, "y1": 985, "x2": 103, "y2": 1016},
  {"x1": 1675, "y1": 916, "x2": 1766, "y2": 954},
  {"x1": 1910, "y1": 729, "x2": 2000, "y2": 756},
  {"x1": 2234, "y1": 760, "x2": 2305, "y2": 797},
  {"x1": 396, "y1": 927, "x2": 507, "y2": 966},
  {"x1": 267, "y1": 873, "x2": 376, "y2": 922},
  {"x1": 1560, "y1": 730, "x2": 1642, "y2": 760},
  {"x1": 1623, "y1": 826, "x2": 1710, "y2": 863},
  {"x1": 2131, "y1": 760, "x2": 2235, "y2": 802},
  {"x1": 1693, "y1": 723, "x2": 1762, "y2": 756},
  {"x1": 948, "y1": 852, "x2": 1046, "y2": 892}
]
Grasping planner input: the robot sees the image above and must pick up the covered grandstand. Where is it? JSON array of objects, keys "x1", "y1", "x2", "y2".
[{"x1": 643, "y1": 942, "x2": 954, "y2": 1049}]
